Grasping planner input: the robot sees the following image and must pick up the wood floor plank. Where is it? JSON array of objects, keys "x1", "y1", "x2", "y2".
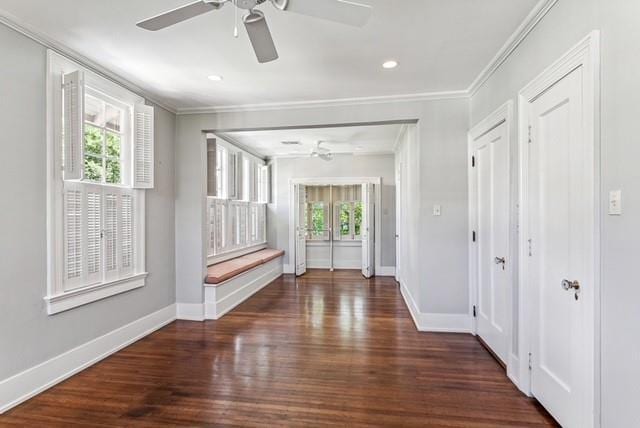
[{"x1": 1, "y1": 270, "x2": 558, "y2": 427}]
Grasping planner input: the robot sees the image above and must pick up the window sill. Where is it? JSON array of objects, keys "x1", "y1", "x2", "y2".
[
  {"x1": 208, "y1": 243, "x2": 267, "y2": 266},
  {"x1": 44, "y1": 273, "x2": 148, "y2": 315}
]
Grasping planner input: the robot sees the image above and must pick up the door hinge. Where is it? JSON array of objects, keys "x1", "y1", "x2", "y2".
[
  {"x1": 471, "y1": 155, "x2": 476, "y2": 167},
  {"x1": 473, "y1": 305, "x2": 477, "y2": 318},
  {"x1": 528, "y1": 238, "x2": 533, "y2": 257},
  {"x1": 528, "y1": 352, "x2": 533, "y2": 370},
  {"x1": 472, "y1": 231, "x2": 477, "y2": 242},
  {"x1": 528, "y1": 125, "x2": 533, "y2": 144}
]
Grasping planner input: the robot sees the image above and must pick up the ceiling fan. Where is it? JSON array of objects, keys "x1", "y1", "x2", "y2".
[
  {"x1": 136, "y1": 0, "x2": 373, "y2": 63},
  {"x1": 310, "y1": 141, "x2": 334, "y2": 161}
]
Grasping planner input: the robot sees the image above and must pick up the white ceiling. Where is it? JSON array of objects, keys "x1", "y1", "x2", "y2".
[
  {"x1": 219, "y1": 123, "x2": 405, "y2": 158},
  {"x1": 0, "y1": 0, "x2": 538, "y2": 110}
]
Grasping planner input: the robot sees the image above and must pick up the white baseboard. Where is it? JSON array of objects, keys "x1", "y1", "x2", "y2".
[
  {"x1": 204, "y1": 258, "x2": 283, "y2": 320},
  {"x1": 283, "y1": 264, "x2": 295, "y2": 274},
  {"x1": 176, "y1": 303, "x2": 205, "y2": 321},
  {"x1": 400, "y1": 283, "x2": 471, "y2": 333},
  {"x1": 307, "y1": 260, "x2": 360, "y2": 269},
  {"x1": 0, "y1": 304, "x2": 176, "y2": 414},
  {"x1": 376, "y1": 266, "x2": 396, "y2": 277}
]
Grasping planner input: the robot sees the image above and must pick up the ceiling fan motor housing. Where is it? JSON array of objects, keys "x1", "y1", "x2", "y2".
[{"x1": 236, "y1": 0, "x2": 260, "y2": 10}]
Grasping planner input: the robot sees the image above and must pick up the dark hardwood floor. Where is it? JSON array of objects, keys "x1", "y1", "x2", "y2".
[{"x1": 2, "y1": 270, "x2": 557, "y2": 427}]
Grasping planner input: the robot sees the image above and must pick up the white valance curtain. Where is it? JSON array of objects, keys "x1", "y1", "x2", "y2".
[{"x1": 306, "y1": 185, "x2": 361, "y2": 203}]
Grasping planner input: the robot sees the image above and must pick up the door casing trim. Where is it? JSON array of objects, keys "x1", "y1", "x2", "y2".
[
  {"x1": 467, "y1": 100, "x2": 515, "y2": 381},
  {"x1": 517, "y1": 31, "x2": 601, "y2": 427}
]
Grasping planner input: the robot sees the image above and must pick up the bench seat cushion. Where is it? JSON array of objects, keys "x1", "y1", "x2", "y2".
[{"x1": 206, "y1": 249, "x2": 285, "y2": 285}]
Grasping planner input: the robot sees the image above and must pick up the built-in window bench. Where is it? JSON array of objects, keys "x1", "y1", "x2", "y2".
[{"x1": 204, "y1": 249, "x2": 284, "y2": 319}]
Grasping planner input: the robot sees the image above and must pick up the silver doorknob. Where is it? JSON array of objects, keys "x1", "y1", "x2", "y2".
[
  {"x1": 562, "y1": 279, "x2": 581, "y2": 300},
  {"x1": 561, "y1": 279, "x2": 580, "y2": 291}
]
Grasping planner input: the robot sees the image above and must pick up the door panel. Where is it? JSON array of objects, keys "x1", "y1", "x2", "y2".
[
  {"x1": 294, "y1": 184, "x2": 306, "y2": 276},
  {"x1": 527, "y1": 66, "x2": 589, "y2": 428},
  {"x1": 474, "y1": 121, "x2": 510, "y2": 364}
]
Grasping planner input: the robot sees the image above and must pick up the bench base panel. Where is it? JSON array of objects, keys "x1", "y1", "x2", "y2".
[{"x1": 204, "y1": 257, "x2": 283, "y2": 320}]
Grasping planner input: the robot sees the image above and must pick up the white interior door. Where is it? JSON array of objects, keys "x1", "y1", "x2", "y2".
[
  {"x1": 526, "y1": 66, "x2": 593, "y2": 428},
  {"x1": 361, "y1": 183, "x2": 374, "y2": 278},
  {"x1": 294, "y1": 184, "x2": 307, "y2": 276},
  {"x1": 474, "y1": 121, "x2": 510, "y2": 364}
]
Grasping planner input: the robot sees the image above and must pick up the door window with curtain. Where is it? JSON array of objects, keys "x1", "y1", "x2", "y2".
[
  {"x1": 305, "y1": 186, "x2": 330, "y2": 240},
  {"x1": 333, "y1": 185, "x2": 363, "y2": 241}
]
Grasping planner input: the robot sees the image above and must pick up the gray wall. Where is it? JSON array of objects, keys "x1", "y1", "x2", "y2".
[
  {"x1": 0, "y1": 24, "x2": 176, "y2": 381},
  {"x1": 175, "y1": 98, "x2": 470, "y2": 315},
  {"x1": 471, "y1": 1, "x2": 638, "y2": 425}
]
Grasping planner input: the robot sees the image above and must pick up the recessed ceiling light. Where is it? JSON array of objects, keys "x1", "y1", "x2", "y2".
[
  {"x1": 208, "y1": 75, "x2": 223, "y2": 81},
  {"x1": 382, "y1": 60, "x2": 398, "y2": 69}
]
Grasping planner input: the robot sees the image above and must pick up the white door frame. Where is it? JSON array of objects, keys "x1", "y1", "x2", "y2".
[
  {"x1": 288, "y1": 177, "x2": 383, "y2": 274},
  {"x1": 518, "y1": 31, "x2": 600, "y2": 424},
  {"x1": 468, "y1": 100, "x2": 515, "y2": 374}
]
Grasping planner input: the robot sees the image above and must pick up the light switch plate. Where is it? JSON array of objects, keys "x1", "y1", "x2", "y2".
[
  {"x1": 433, "y1": 205, "x2": 441, "y2": 216},
  {"x1": 609, "y1": 190, "x2": 622, "y2": 215}
]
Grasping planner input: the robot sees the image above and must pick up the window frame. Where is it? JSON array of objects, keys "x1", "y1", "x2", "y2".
[
  {"x1": 306, "y1": 201, "x2": 330, "y2": 241},
  {"x1": 82, "y1": 89, "x2": 131, "y2": 186},
  {"x1": 45, "y1": 51, "x2": 148, "y2": 315},
  {"x1": 333, "y1": 200, "x2": 363, "y2": 241}
]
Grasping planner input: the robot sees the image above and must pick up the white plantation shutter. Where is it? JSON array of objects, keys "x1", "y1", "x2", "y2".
[
  {"x1": 260, "y1": 165, "x2": 271, "y2": 203},
  {"x1": 228, "y1": 152, "x2": 238, "y2": 199},
  {"x1": 206, "y1": 140, "x2": 217, "y2": 197},
  {"x1": 214, "y1": 199, "x2": 227, "y2": 254},
  {"x1": 104, "y1": 191, "x2": 119, "y2": 280},
  {"x1": 207, "y1": 198, "x2": 216, "y2": 257},
  {"x1": 64, "y1": 183, "x2": 83, "y2": 289},
  {"x1": 120, "y1": 191, "x2": 134, "y2": 275},
  {"x1": 62, "y1": 71, "x2": 84, "y2": 180},
  {"x1": 235, "y1": 152, "x2": 244, "y2": 200},
  {"x1": 85, "y1": 186, "x2": 103, "y2": 285},
  {"x1": 258, "y1": 204, "x2": 266, "y2": 243},
  {"x1": 133, "y1": 104, "x2": 154, "y2": 189}
]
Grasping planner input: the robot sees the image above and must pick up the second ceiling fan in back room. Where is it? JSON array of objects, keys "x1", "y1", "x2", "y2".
[{"x1": 136, "y1": 0, "x2": 373, "y2": 63}]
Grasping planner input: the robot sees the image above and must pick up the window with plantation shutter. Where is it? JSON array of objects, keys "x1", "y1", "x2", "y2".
[
  {"x1": 46, "y1": 52, "x2": 149, "y2": 315},
  {"x1": 206, "y1": 136, "x2": 268, "y2": 264},
  {"x1": 133, "y1": 104, "x2": 154, "y2": 189}
]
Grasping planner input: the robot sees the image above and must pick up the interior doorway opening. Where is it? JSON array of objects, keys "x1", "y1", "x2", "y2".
[{"x1": 293, "y1": 179, "x2": 377, "y2": 278}]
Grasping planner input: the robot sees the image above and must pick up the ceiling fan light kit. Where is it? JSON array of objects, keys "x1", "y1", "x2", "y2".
[{"x1": 137, "y1": 0, "x2": 373, "y2": 63}]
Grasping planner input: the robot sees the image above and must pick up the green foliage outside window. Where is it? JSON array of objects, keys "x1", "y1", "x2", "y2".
[
  {"x1": 83, "y1": 124, "x2": 121, "y2": 184},
  {"x1": 339, "y1": 204, "x2": 350, "y2": 236},
  {"x1": 311, "y1": 203, "x2": 326, "y2": 236},
  {"x1": 354, "y1": 202, "x2": 363, "y2": 237}
]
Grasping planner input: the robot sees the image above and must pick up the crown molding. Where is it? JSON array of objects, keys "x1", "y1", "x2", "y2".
[
  {"x1": 467, "y1": 0, "x2": 559, "y2": 96},
  {"x1": 1, "y1": 0, "x2": 557, "y2": 115},
  {"x1": 176, "y1": 90, "x2": 470, "y2": 115},
  {"x1": 0, "y1": 11, "x2": 178, "y2": 114}
]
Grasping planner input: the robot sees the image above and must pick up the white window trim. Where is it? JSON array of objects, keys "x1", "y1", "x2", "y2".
[{"x1": 45, "y1": 50, "x2": 148, "y2": 315}]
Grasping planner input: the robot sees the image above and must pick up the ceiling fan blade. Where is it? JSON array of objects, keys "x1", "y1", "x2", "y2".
[
  {"x1": 137, "y1": 1, "x2": 222, "y2": 31},
  {"x1": 243, "y1": 10, "x2": 279, "y2": 63},
  {"x1": 282, "y1": 0, "x2": 372, "y2": 27}
]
